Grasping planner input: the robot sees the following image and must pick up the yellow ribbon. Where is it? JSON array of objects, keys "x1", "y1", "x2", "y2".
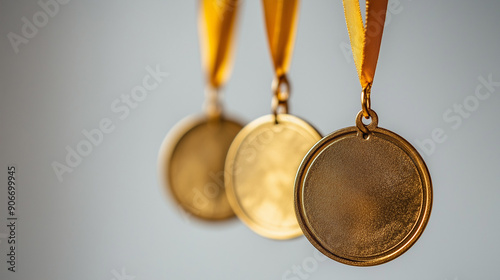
[
  {"x1": 199, "y1": 0, "x2": 240, "y2": 90},
  {"x1": 342, "y1": 0, "x2": 388, "y2": 90},
  {"x1": 262, "y1": 0, "x2": 299, "y2": 78}
]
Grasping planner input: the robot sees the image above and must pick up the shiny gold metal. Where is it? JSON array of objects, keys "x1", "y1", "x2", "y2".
[
  {"x1": 295, "y1": 110, "x2": 432, "y2": 266},
  {"x1": 159, "y1": 115, "x2": 243, "y2": 220},
  {"x1": 361, "y1": 83, "x2": 372, "y2": 119},
  {"x1": 271, "y1": 74, "x2": 290, "y2": 118},
  {"x1": 225, "y1": 114, "x2": 321, "y2": 239},
  {"x1": 356, "y1": 107, "x2": 378, "y2": 136}
]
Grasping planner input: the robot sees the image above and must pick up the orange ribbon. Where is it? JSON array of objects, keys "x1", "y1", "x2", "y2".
[
  {"x1": 198, "y1": 0, "x2": 240, "y2": 90},
  {"x1": 262, "y1": 0, "x2": 299, "y2": 78},
  {"x1": 342, "y1": 0, "x2": 388, "y2": 90}
]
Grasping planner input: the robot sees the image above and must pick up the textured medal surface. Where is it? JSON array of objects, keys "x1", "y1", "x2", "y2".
[
  {"x1": 225, "y1": 114, "x2": 321, "y2": 239},
  {"x1": 295, "y1": 126, "x2": 432, "y2": 265},
  {"x1": 159, "y1": 116, "x2": 242, "y2": 220}
]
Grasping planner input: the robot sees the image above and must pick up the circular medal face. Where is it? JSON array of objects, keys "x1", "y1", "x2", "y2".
[
  {"x1": 158, "y1": 115, "x2": 243, "y2": 220},
  {"x1": 225, "y1": 114, "x2": 321, "y2": 239},
  {"x1": 295, "y1": 124, "x2": 432, "y2": 266}
]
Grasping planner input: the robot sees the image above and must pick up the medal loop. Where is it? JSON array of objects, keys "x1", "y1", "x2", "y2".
[
  {"x1": 361, "y1": 83, "x2": 372, "y2": 119},
  {"x1": 204, "y1": 86, "x2": 222, "y2": 120},
  {"x1": 272, "y1": 74, "x2": 290, "y2": 120},
  {"x1": 356, "y1": 108, "x2": 378, "y2": 137}
]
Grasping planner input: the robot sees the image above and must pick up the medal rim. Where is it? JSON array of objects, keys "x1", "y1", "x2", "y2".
[
  {"x1": 225, "y1": 114, "x2": 322, "y2": 239},
  {"x1": 158, "y1": 113, "x2": 244, "y2": 221},
  {"x1": 294, "y1": 125, "x2": 432, "y2": 266}
]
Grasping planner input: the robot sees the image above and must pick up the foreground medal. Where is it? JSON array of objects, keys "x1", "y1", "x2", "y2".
[
  {"x1": 295, "y1": 110, "x2": 432, "y2": 265},
  {"x1": 226, "y1": 114, "x2": 320, "y2": 239},
  {"x1": 159, "y1": 116, "x2": 242, "y2": 220},
  {"x1": 294, "y1": 0, "x2": 433, "y2": 264}
]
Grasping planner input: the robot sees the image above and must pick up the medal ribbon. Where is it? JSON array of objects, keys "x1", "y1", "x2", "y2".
[
  {"x1": 262, "y1": 0, "x2": 299, "y2": 116},
  {"x1": 199, "y1": 0, "x2": 240, "y2": 90},
  {"x1": 262, "y1": 0, "x2": 299, "y2": 78},
  {"x1": 342, "y1": 0, "x2": 388, "y2": 117}
]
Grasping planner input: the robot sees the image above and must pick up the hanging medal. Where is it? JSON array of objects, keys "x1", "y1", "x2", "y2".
[
  {"x1": 225, "y1": 0, "x2": 321, "y2": 239},
  {"x1": 158, "y1": 0, "x2": 243, "y2": 220},
  {"x1": 294, "y1": 0, "x2": 432, "y2": 265}
]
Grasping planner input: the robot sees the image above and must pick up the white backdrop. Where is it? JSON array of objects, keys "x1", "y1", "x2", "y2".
[{"x1": 1, "y1": 0, "x2": 499, "y2": 279}]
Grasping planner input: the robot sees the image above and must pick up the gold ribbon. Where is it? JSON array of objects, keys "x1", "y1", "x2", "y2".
[
  {"x1": 342, "y1": 0, "x2": 388, "y2": 90},
  {"x1": 199, "y1": 0, "x2": 240, "y2": 90},
  {"x1": 262, "y1": 0, "x2": 299, "y2": 78}
]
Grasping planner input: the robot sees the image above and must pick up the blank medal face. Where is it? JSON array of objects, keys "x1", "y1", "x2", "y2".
[
  {"x1": 159, "y1": 116, "x2": 243, "y2": 220},
  {"x1": 295, "y1": 126, "x2": 432, "y2": 265},
  {"x1": 225, "y1": 114, "x2": 321, "y2": 239}
]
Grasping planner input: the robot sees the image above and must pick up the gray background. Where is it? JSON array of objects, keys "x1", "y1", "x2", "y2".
[{"x1": 1, "y1": 0, "x2": 499, "y2": 279}]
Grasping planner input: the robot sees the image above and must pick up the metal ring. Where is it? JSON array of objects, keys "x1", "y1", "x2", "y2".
[
  {"x1": 272, "y1": 74, "x2": 290, "y2": 102},
  {"x1": 271, "y1": 74, "x2": 290, "y2": 121},
  {"x1": 356, "y1": 109, "x2": 378, "y2": 136},
  {"x1": 204, "y1": 86, "x2": 222, "y2": 120}
]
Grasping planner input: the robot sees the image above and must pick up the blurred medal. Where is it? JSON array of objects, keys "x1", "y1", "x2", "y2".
[{"x1": 158, "y1": 0, "x2": 243, "y2": 220}]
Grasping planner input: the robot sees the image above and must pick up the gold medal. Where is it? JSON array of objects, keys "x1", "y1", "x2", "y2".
[
  {"x1": 226, "y1": 114, "x2": 320, "y2": 239},
  {"x1": 295, "y1": 0, "x2": 432, "y2": 265},
  {"x1": 295, "y1": 110, "x2": 432, "y2": 265},
  {"x1": 225, "y1": 0, "x2": 321, "y2": 239},
  {"x1": 159, "y1": 116, "x2": 242, "y2": 220},
  {"x1": 158, "y1": 0, "x2": 242, "y2": 220}
]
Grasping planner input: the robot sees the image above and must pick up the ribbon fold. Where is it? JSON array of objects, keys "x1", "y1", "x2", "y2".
[
  {"x1": 199, "y1": 0, "x2": 240, "y2": 89},
  {"x1": 342, "y1": 0, "x2": 388, "y2": 89},
  {"x1": 262, "y1": 0, "x2": 299, "y2": 78}
]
